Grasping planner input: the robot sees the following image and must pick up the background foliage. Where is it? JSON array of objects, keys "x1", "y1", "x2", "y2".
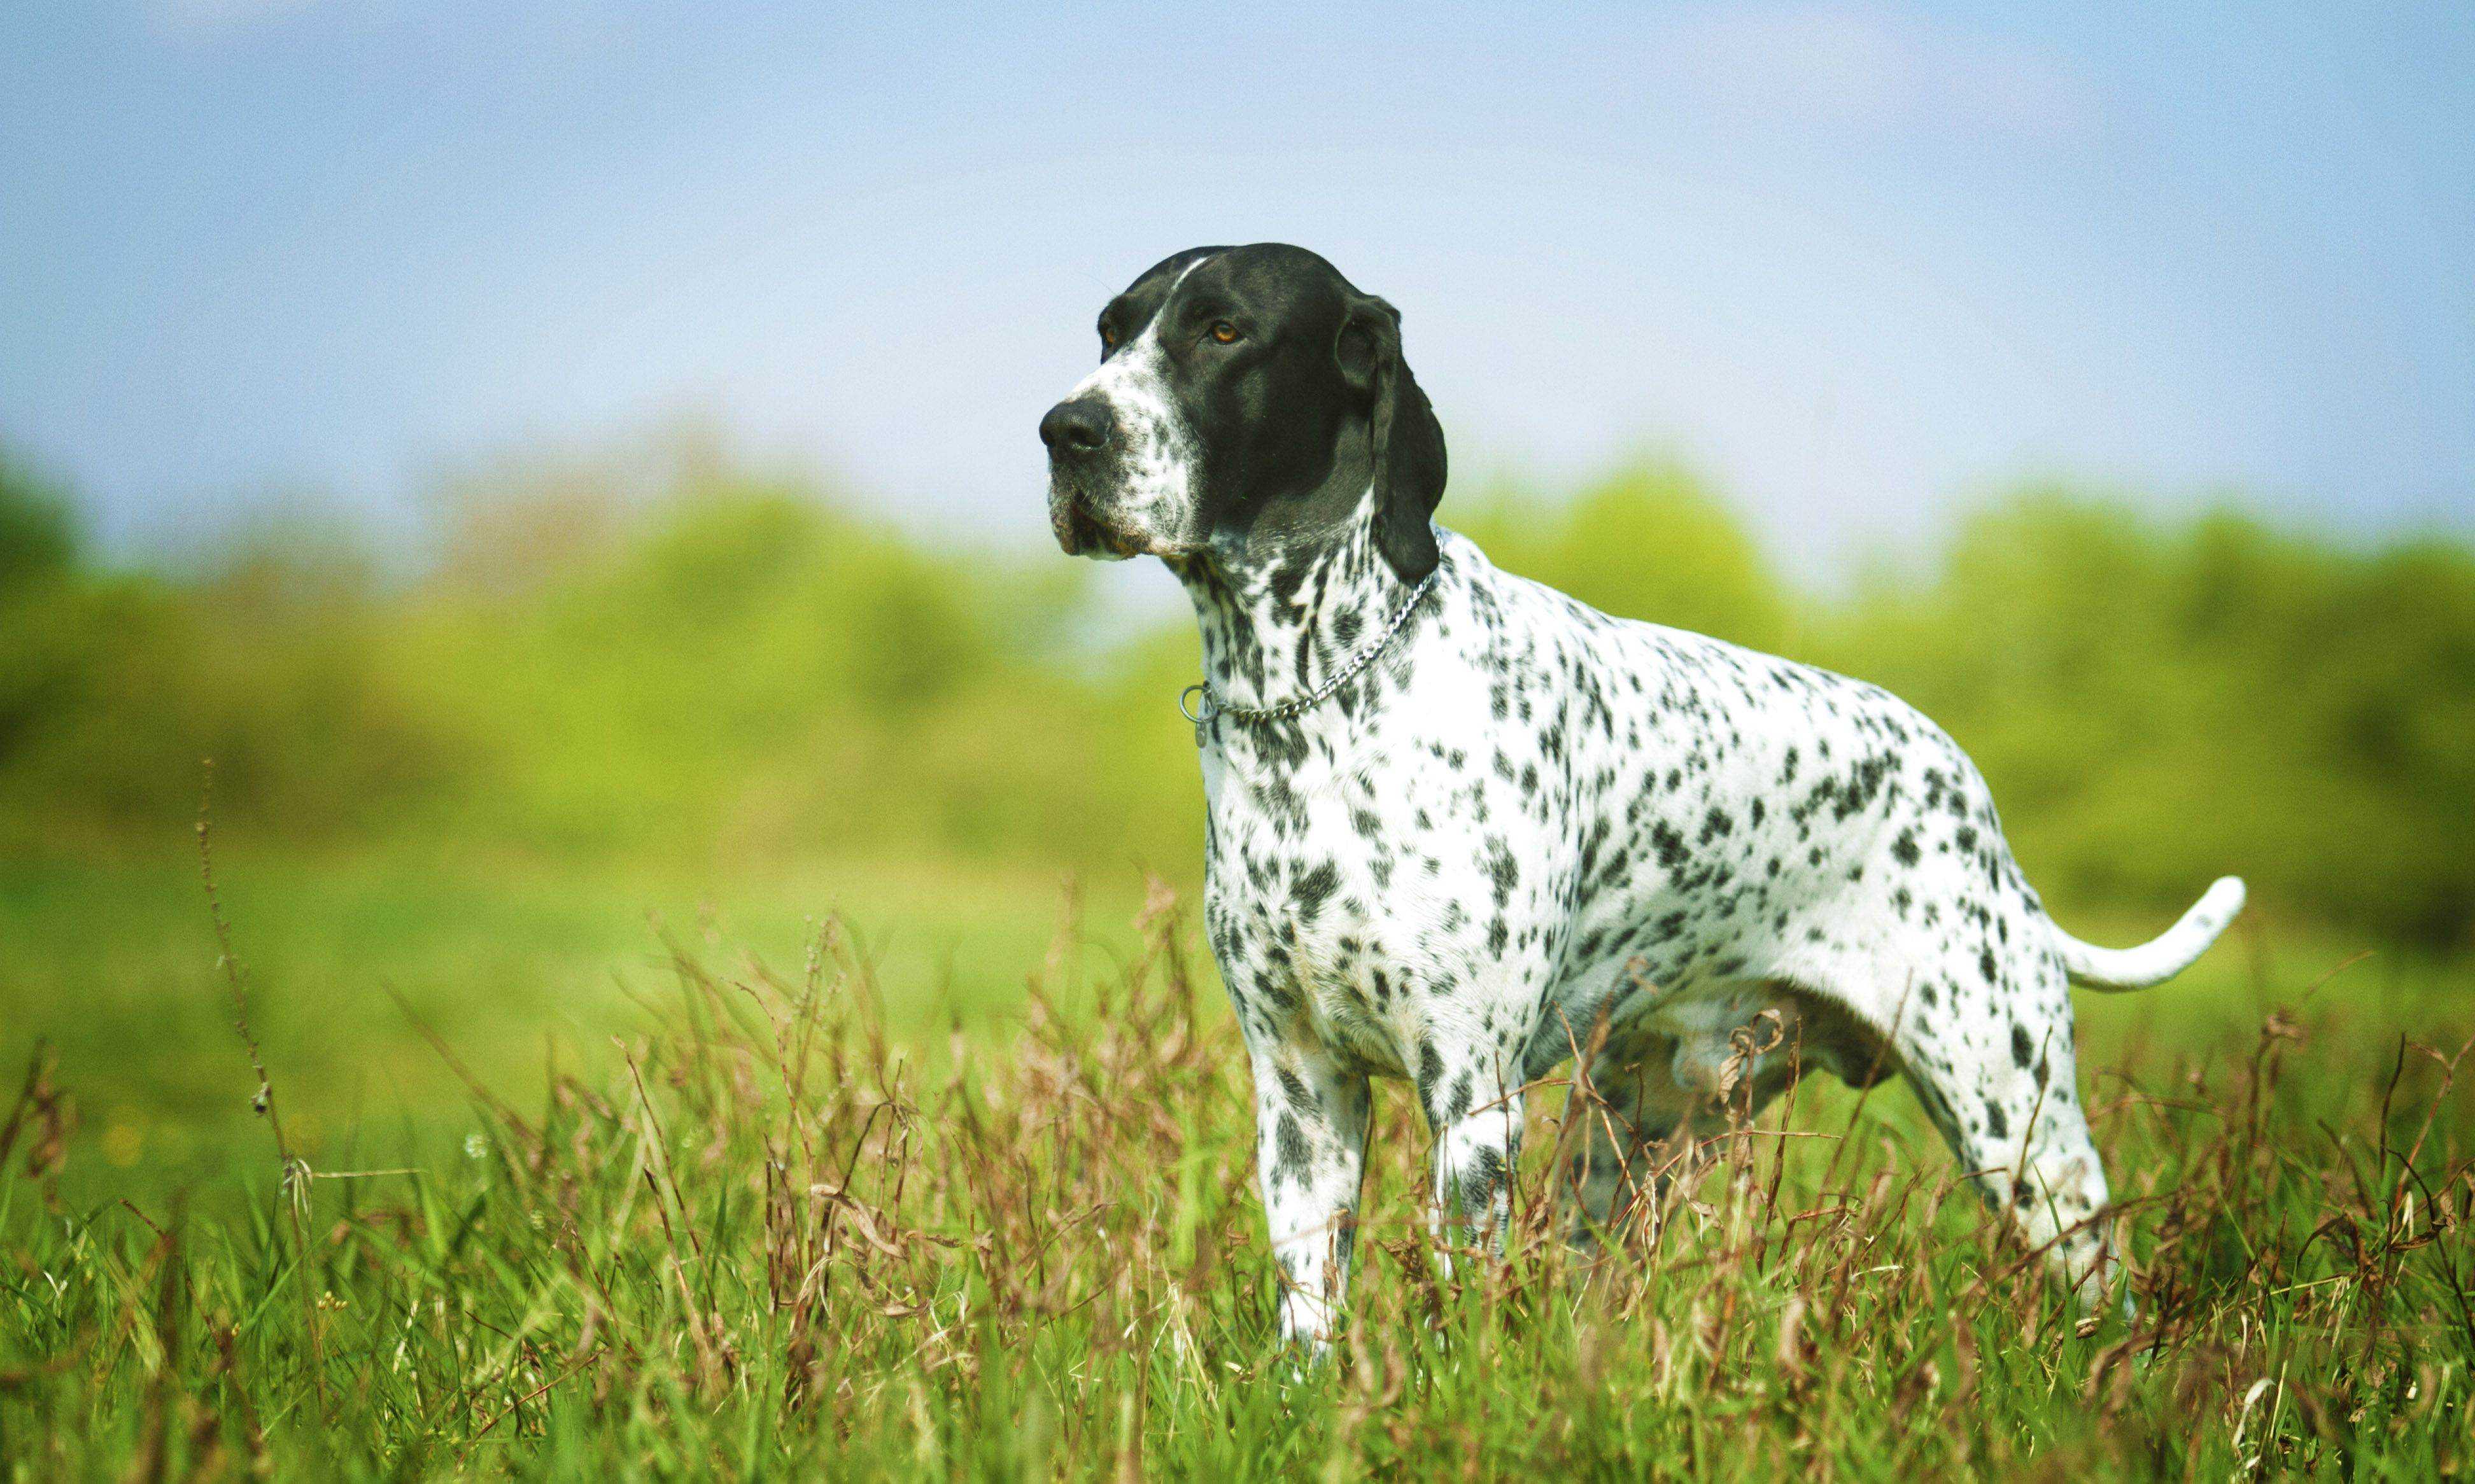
[
  {"x1": 4, "y1": 435, "x2": 2468, "y2": 948},
  {"x1": 4, "y1": 435, "x2": 2472, "y2": 1478}
]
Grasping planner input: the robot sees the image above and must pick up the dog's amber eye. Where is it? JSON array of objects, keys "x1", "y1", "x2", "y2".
[
  {"x1": 1099, "y1": 327, "x2": 1117, "y2": 350},
  {"x1": 1209, "y1": 321, "x2": 1239, "y2": 344}
]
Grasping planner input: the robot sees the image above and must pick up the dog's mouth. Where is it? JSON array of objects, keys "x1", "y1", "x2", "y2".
[{"x1": 1049, "y1": 485, "x2": 1153, "y2": 561}]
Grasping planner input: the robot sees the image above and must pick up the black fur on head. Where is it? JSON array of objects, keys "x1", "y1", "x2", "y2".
[
  {"x1": 1040, "y1": 243, "x2": 1448, "y2": 584},
  {"x1": 1336, "y1": 287, "x2": 1448, "y2": 584}
]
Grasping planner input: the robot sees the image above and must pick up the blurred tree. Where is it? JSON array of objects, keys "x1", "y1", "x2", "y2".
[
  {"x1": 0, "y1": 437, "x2": 2465, "y2": 947},
  {"x1": 1460, "y1": 458, "x2": 1792, "y2": 651},
  {"x1": 0, "y1": 445, "x2": 79, "y2": 587},
  {"x1": 1815, "y1": 492, "x2": 2475, "y2": 948}
]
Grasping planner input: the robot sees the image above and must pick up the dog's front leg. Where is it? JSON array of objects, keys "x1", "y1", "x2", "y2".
[
  {"x1": 1245, "y1": 1043, "x2": 1369, "y2": 1352},
  {"x1": 1418, "y1": 1040, "x2": 1523, "y2": 1261}
]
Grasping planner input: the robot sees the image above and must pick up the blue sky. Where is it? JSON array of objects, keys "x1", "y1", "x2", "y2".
[{"x1": 3, "y1": 1, "x2": 2469, "y2": 577}]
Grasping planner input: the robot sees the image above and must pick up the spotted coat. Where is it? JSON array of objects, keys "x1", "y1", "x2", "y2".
[
  {"x1": 1180, "y1": 519, "x2": 2241, "y2": 1345},
  {"x1": 1039, "y1": 242, "x2": 2243, "y2": 1349}
]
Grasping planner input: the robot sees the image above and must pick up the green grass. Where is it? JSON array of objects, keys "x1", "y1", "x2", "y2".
[
  {"x1": 0, "y1": 850, "x2": 1157, "y2": 1198},
  {"x1": 2, "y1": 853, "x2": 2471, "y2": 1477}
]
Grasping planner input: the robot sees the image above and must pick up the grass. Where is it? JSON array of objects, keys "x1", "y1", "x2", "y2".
[
  {"x1": 0, "y1": 848, "x2": 1155, "y2": 1198},
  {"x1": 2, "y1": 852, "x2": 2472, "y2": 1476}
]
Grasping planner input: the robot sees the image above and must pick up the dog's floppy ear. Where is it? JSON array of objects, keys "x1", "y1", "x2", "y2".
[{"x1": 1339, "y1": 293, "x2": 1447, "y2": 584}]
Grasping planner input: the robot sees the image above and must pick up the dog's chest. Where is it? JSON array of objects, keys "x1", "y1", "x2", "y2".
[{"x1": 1199, "y1": 719, "x2": 1547, "y2": 1072}]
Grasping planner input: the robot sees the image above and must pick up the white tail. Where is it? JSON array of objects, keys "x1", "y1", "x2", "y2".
[{"x1": 2052, "y1": 876, "x2": 2246, "y2": 991}]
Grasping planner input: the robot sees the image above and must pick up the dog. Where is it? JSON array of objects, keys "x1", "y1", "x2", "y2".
[{"x1": 1039, "y1": 243, "x2": 2245, "y2": 1348}]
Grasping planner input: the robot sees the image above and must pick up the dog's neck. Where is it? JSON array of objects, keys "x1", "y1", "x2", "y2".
[{"x1": 1170, "y1": 507, "x2": 1425, "y2": 715}]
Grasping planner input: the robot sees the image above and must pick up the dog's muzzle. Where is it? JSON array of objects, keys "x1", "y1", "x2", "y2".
[
  {"x1": 1040, "y1": 397, "x2": 1115, "y2": 460},
  {"x1": 1041, "y1": 396, "x2": 1146, "y2": 558}
]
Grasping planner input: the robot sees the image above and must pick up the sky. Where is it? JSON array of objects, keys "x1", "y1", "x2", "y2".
[{"x1": 3, "y1": 1, "x2": 2471, "y2": 580}]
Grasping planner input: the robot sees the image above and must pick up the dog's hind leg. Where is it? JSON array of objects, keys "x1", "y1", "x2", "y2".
[
  {"x1": 1917, "y1": 1060, "x2": 2120, "y2": 1311},
  {"x1": 1889, "y1": 959, "x2": 2123, "y2": 1312},
  {"x1": 1560, "y1": 1041, "x2": 1696, "y2": 1249},
  {"x1": 1560, "y1": 990, "x2": 1823, "y2": 1251},
  {"x1": 1558, "y1": 1046, "x2": 1756, "y2": 1250}
]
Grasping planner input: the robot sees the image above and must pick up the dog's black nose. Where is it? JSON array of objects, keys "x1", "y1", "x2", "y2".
[{"x1": 1040, "y1": 398, "x2": 1114, "y2": 456}]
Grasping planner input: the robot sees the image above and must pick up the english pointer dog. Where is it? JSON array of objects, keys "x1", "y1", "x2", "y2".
[{"x1": 1038, "y1": 243, "x2": 2243, "y2": 1347}]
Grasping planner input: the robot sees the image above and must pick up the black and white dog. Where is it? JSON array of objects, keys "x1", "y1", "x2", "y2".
[{"x1": 1040, "y1": 243, "x2": 2243, "y2": 1347}]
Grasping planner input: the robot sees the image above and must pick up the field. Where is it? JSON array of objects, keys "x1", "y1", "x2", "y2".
[
  {"x1": 6, "y1": 3, "x2": 2475, "y2": 1467},
  {"x1": 6, "y1": 447, "x2": 2474, "y2": 1475},
  {"x1": 4, "y1": 848, "x2": 2472, "y2": 1478}
]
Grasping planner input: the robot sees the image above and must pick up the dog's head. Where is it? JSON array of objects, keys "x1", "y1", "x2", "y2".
[{"x1": 1040, "y1": 243, "x2": 1448, "y2": 583}]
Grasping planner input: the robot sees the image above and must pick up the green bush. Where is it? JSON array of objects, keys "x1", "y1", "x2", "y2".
[
  {"x1": 2, "y1": 437, "x2": 2467, "y2": 948},
  {"x1": 1807, "y1": 494, "x2": 2475, "y2": 947}
]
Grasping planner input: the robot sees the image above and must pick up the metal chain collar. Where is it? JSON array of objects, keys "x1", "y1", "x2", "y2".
[{"x1": 1180, "y1": 563, "x2": 1442, "y2": 743}]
